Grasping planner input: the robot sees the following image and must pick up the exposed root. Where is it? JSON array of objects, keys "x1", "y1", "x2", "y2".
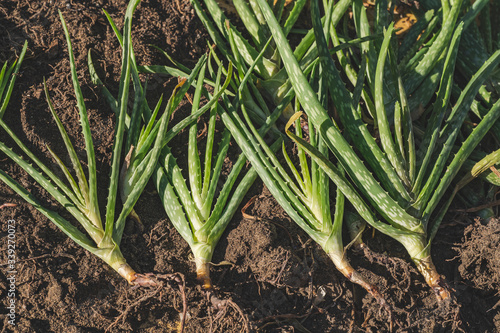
[
  {"x1": 131, "y1": 273, "x2": 159, "y2": 288},
  {"x1": 240, "y1": 195, "x2": 258, "y2": 220},
  {"x1": 328, "y1": 252, "x2": 392, "y2": 317},
  {"x1": 105, "y1": 282, "x2": 162, "y2": 332},
  {"x1": 104, "y1": 272, "x2": 187, "y2": 332},
  {"x1": 453, "y1": 198, "x2": 500, "y2": 214},
  {"x1": 355, "y1": 239, "x2": 453, "y2": 304},
  {"x1": 356, "y1": 240, "x2": 453, "y2": 303},
  {"x1": 414, "y1": 256, "x2": 454, "y2": 303},
  {"x1": 117, "y1": 263, "x2": 139, "y2": 285},
  {"x1": 117, "y1": 265, "x2": 167, "y2": 289},
  {"x1": 0, "y1": 203, "x2": 17, "y2": 209},
  {"x1": 346, "y1": 266, "x2": 391, "y2": 316},
  {"x1": 208, "y1": 291, "x2": 250, "y2": 333},
  {"x1": 157, "y1": 273, "x2": 188, "y2": 333}
]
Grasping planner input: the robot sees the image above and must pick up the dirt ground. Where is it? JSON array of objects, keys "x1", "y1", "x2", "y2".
[{"x1": 0, "y1": 0, "x2": 499, "y2": 332}]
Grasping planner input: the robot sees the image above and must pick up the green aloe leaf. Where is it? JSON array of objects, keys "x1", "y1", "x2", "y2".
[{"x1": 59, "y1": 10, "x2": 101, "y2": 228}]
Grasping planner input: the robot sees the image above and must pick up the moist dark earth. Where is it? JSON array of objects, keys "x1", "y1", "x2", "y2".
[{"x1": 0, "y1": 0, "x2": 499, "y2": 332}]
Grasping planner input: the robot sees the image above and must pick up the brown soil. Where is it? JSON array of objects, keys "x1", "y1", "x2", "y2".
[{"x1": 0, "y1": 0, "x2": 499, "y2": 332}]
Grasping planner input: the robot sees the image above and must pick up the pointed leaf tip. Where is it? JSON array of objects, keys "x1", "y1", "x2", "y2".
[{"x1": 285, "y1": 111, "x2": 303, "y2": 134}]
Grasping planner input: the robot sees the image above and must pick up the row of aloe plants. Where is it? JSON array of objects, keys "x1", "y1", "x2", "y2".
[
  {"x1": 174, "y1": 0, "x2": 500, "y2": 304},
  {"x1": 0, "y1": 0, "x2": 498, "y2": 315}
]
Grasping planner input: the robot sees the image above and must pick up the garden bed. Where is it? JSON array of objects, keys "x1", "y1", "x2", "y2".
[{"x1": 0, "y1": 0, "x2": 499, "y2": 332}]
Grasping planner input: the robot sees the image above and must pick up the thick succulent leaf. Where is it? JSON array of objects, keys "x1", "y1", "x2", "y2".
[
  {"x1": 60, "y1": 12, "x2": 101, "y2": 227},
  {"x1": 199, "y1": 129, "x2": 232, "y2": 220},
  {"x1": 374, "y1": 23, "x2": 410, "y2": 186},
  {"x1": 412, "y1": 23, "x2": 463, "y2": 196},
  {"x1": 45, "y1": 145, "x2": 85, "y2": 208},
  {"x1": 103, "y1": 0, "x2": 142, "y2": 245},
  {"x1": 402, "y1": 0, "x2": 463, "y2": 94},
  {"x1": 193, "y1": 0, "x2": 277, "y2": 79},
  {"x1": 153, "y1": 166, "x2": 195, "y2": 246},
  {"x1": 398, "y1": 9, "x2": 438, "y2": 64},
  {"x1": 233, "y1": 0, "x2": 268, "y2": 48},
  {"x1": 114, "y1": 81, "x2": 179, "y2": 243},
  {"x1": 44, "y1": 80, "x2": 90, "y2": 207},
  {"x1": 312, "y1": 0, "x2": 413, "y2": 205},
  {"x1": 218, "y1": 100, "x2": 322, "y2": 243},
  {"x1": 285, "y1": 126, "x2": 419, "y2": 239},
  {"x1": 188, "y1": 63, "x2": 208, "y2": 208}
]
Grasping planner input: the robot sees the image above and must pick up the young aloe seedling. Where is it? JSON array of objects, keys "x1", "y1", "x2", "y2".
[
  {"x1": 152, "y1": 49, "x2": 288, "y2": 289},
  {"x1": 154, "y1": 62, "x2": 233, "y2": 289},
  {"x1": 0, "y1": 7, "x2": 171, "y2": 286}
]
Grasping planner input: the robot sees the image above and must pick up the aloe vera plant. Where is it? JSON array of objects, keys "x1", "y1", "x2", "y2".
[
  {"x1": 150, "y1": 45, "x2": 296, "y2": 288},
  {"x1": 223, "y1": 86, "x2": 388, "y2": 305},
  {"x1": 154, "y1": 61, "x2": 234, "y2": 289},
  {"x1": 187, "y1": 0, "x2": 500, "y2": 302},
  {"x1": 0, "y1": 8, "x2": 175, "y2": 286},
  {"x1": 187, "y1": 0, "x2": 458, "y2": 301},
  {"x1": 248, "y1": 0, "x2": 500, "y2": 301}
]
